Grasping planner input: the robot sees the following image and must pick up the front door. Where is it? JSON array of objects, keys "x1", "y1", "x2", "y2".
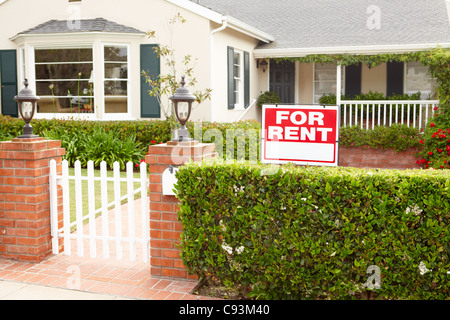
[
  {"x1": 0, "y1": 50, "x2": 18, "y2": 117},
  {"x1": 269, "y1": 60, "x2": 295, "y2": 104}
]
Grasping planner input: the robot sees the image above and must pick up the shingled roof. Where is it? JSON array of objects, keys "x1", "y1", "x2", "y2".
[
  {"x1": 192, "y1": 0, "x2": 450, "y2": 50},
  {"x1": 16, "y1": 18, "x2": 145, "y2": 36}
]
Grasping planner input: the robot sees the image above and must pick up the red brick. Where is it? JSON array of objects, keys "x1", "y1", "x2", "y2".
[
  {"x1": 162, "y1": 230, "x2": 181, "y2": 240},
  {"x1": 162, "y1": 268, "x2": 186, "y2": 278},
  {"x1": 151, "y1": 257, "x2": 174, "y2": 268},
  {"x1": 150, "y1": 202, "x2": 173, "y2": 212}
]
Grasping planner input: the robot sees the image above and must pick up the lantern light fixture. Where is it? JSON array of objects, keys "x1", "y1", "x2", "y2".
[
  {"x1": 169, "y1": 76, "x2": 196, "y2": 142},
  {"x1": 14, "y1": 79, "x2": 40, "y2": 139}
]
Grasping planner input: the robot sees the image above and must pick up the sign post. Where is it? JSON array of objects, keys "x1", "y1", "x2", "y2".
[{"x1": 261, "y1": 105, "x2": 340, "y2": 166}]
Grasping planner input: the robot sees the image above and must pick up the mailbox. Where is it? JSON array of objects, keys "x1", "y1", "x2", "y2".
[{"x1": 162, "y1": 165, "x2": 178, "y2": 196}]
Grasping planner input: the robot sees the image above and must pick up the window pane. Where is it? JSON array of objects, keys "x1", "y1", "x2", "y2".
[
  {"x1": 37, "y1": 97, "x2": 94, "y2": 113},
  {"x1": 104, "y1": 46, "x2": 127, "y2": 62},
  {"x1": 315, "y1": 81, "x2": 336, "y2": 94},
  {"x1": 315, "y1": 70, "x2": 336, "y2": 81},
  {"x1": 105, "y1": 97, "x2": 127, "y2": 113},
  {"x1": 233, "y1": 52, "x2": 240, "y2": 66},
  {"x1": 104, "y1": 80, "x2": 127, "y2": 96},
  {"x1": 35, "y1": 48, "x2": 92, "y2": 63},
  {"x1": 405, "y1": 66, "x2": 434, "y2": 92},
  {"x1": 36, "y1": 80, "x2": 93, "y2": 97},
  {"x1": 36, "y1": 63, "x2": 93, "y2": 80},
  {"x1": 105, "y1": 63, "x2": 128, "y2": 79}
]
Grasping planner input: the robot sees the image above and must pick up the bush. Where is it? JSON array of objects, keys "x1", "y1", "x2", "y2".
[
  {"x1": 187, "y1": 120, "x2": 261, "y2": 161},
  {"x1": 339, "y1": 124, "x2": 422, "y2": 151},
  {"x1": 0, "y1": 115, "x2": 262, "y2": 165},
  {"x1": 257, "y1": 91, "x2": 281, "y2": 107},
  {"x1": 175, "y1": 161, "x2": 450, "y2": 300},
  {"x1": 417, "y1": 111, "x2": 450, "y2": 169}
]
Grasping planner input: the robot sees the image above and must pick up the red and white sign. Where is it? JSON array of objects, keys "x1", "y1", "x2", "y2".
[{"x1": 261, "y1": 105, "x2": 339, "y2": 166}]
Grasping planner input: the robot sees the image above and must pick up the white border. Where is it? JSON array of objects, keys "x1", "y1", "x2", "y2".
[{"x1": 261, "y1": 104, "x2": 340, "y2": 167}]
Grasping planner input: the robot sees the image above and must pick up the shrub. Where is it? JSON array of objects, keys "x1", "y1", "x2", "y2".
[
  {"x1": 187, "y1": 120, "x2": 261, "y2": 161},
  {"x1": 339, "y1": 124, "x2": 422, "y2": 151},
  {"x1": 175, "y1": 161, "x2": 450, "y2": 300},
  {"x1": 257, "y1": 91, "x2": 281, "y2": 107},
  {"x1": 417, "y1": 111, "x2": 450, "y2": 169}
]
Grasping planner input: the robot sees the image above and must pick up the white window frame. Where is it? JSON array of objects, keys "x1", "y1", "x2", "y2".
[
  {"x1": 404, "y1": 61, "x2": 436, "y2": 100},
  {"x1": 30, "y1": 44, "x2": 97, "y2": 120},
  {"x1": 313, "y1": 62, "x2": 345, "y2": 104},
  {"x1": 101, "y1": 43, "x2": 131, "y2": 120},
  {"x1": 233, "y1": 49, "x2": 245, "y2": 110}
]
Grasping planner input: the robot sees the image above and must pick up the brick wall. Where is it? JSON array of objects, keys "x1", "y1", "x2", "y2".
[
  {"x1": 145, "y1": 142, "x2": 216, "y2": 279},
  {"x1": 338, "y1": 146, "x2": 421, "y2": 169},
  {"x1": 0, "y1": 137, "x2": 65, "y2": 262}
]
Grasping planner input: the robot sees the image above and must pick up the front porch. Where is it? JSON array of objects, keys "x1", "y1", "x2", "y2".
[{"x1": 267, "y1": 59, "x2": 438, "y2": 129}]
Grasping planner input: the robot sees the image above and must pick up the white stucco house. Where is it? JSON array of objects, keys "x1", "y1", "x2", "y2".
[{"x1": 0, "y1": 0, "x2": 449, "y2": 124}]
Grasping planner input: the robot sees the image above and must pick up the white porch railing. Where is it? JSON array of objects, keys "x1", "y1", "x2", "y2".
[{"x1": 340, "y1": 100, "x2": 440, "y2": 130}]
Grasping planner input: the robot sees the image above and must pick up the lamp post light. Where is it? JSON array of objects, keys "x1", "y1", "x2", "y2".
[
  {"x1": 14, "y1": 79, "x2": 40, "y2": 139},
  {"x1": 169, "y1": 76, "x2": 196, "y2": 143}
]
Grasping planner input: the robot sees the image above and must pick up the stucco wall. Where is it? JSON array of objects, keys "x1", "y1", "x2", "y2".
[{"x1": 0, "y1": 0, "x2": 214, "y2": 121}]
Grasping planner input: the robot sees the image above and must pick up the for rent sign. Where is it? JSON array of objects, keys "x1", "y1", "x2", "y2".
[{"x1": 261, "y1": 105, "x2": 339, "y2": 166}]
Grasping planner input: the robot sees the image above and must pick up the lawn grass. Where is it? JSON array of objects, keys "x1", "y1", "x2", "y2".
[{"x1": 67, "y1": 167, "x2": 142, "y2": 226}]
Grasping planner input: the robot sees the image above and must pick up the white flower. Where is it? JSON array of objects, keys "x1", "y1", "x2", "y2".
[
  {"x1": 405, "y1": 204, "x2": 423, "y2": 216},
  {"x1": 419, "y1": 261, "x2": 431, "y2": 275},
  {"x1": 221, "y1": 241, "x2": 233, "y2": 255},
  {"x1": 236, "y1": 246, "x2": 244, "y2": 254}
]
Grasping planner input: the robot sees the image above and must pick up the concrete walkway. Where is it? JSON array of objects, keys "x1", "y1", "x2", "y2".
[
  {"x1": 0, "y1": 197, "x2": 216, "y2": 300},
  {"x1": 0, "y1": 279, "x2": 135, "y2": 300}
]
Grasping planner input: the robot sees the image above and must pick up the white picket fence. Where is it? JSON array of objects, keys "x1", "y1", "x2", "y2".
[
  {"x1": 340, "y1": 100, "x2": 440, "y2": 130},
  {"x1": 49, "y1": 159, "x2": 150, "y2": 262}
]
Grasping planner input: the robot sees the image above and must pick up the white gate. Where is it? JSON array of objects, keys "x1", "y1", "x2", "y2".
[{"x1": 49, "y1": 159, "x2": 150, "y2": 262}]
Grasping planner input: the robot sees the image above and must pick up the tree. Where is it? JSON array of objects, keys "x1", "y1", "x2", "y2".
[{"x1": 141, "y1": 13, "x2": 212, "y2": 119}]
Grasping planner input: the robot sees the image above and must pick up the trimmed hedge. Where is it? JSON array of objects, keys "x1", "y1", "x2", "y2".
[
  {"x1": 0, "y1": 115, "x2": 261, "y2": 166},
  {"x1": 175, "y1": 161, "x2": 450, "y2": 300}
]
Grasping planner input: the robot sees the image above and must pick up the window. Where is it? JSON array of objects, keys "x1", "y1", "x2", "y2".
[
  {"x1": 34, "y1": 47, "x2": 94, "y2": 114},
  {"x1": 104, "y1": 45, "x2": 128, "y2": 113},
  {"x1": 404, "y1": 61, "x2": 436, "y2": 99},
  {"x1": 227, "y1": 46, "x2": 249, "y2": 110},
  {"x1": 233, "y1": 50, "x2": 244, "y2": 108},
  {"x1": 313, "y1": 63, "x2": 344, "y2": 103}
]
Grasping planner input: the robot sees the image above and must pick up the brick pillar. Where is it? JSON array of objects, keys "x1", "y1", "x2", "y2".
[
  {"x1": 145, "y1": 142, "x2": 216, "y2": 279},
  {"x1": 0, "y1": 137, "x2": 65, "y2": 262}
]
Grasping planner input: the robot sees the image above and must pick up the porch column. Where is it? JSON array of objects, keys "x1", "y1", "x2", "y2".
[{"x1": 336, "y1": 64, "x2": 342, "y2": 107}]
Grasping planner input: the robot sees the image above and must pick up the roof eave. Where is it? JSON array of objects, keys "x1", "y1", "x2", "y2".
[
  {"x1": 166, "y1": 0, "x2": 274, "y2": 43},
  {"x1": 254, "y1": 43, "x2": 450, "y2": 58},
  {"x1": 10, "y1": 31, "x2": 146, "y2": 41}
]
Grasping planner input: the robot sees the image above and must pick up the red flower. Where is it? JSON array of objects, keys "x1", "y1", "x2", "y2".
[
  {"x1": 430, "y1": 123, "x2": 436, "y2": 127},
  {"x1": 141, "y1": 159, "x2": 145, "y2": 162},
  {"x1": 135, "y1": 163, "x2": 139, "y2": 168},
  {"x1": 421, "y1": 159, "x2": 426, "y2": 164},
  {"x1": 151, "y1": 140, "x2": 156, "y2": 144},
  {"x1": 437, "y1": 148, "x2": 442, "y2": 153},
  {"x1": 428, "y1": 151, "x2": 433, "y2": 156},
  {"x1": 419, "y1": 140, "x2": 424, "y2": 144}
]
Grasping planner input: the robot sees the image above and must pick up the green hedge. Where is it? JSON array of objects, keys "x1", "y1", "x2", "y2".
[
  {"x1": 0, "y1": 115, "x2": 261, "y2": 167},
  {"x1": 175, "y1": 161, "x2": 450, "y2": 300}
]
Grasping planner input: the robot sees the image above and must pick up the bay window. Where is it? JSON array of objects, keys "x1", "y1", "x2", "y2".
[
  {"x1": 104, "y1": 45, "x2": 128, "y2": 114},
  {"x1": 35, "y1": 47, "x2": 94, "y2": 113}
]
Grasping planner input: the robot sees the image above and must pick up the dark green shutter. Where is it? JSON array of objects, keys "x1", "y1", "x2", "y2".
[
  {"x1": 344, "y1": 63, "x2": 362, "y2": 98},
  {"x1": 227, "y1": 46, "x2": 235, "y2": 110},
  {"x1": 0, "y1": 50, "x2": 18, "y2": 117},
  {"x1": 244, "y1": 51, "x2": 250, "y2": 108},
  {"x1": 140, "y1": 44, "x2": 160, "y2": 118},
  {"x1": 386, "y1": 62, "x2": 404, "y2": 97}
]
